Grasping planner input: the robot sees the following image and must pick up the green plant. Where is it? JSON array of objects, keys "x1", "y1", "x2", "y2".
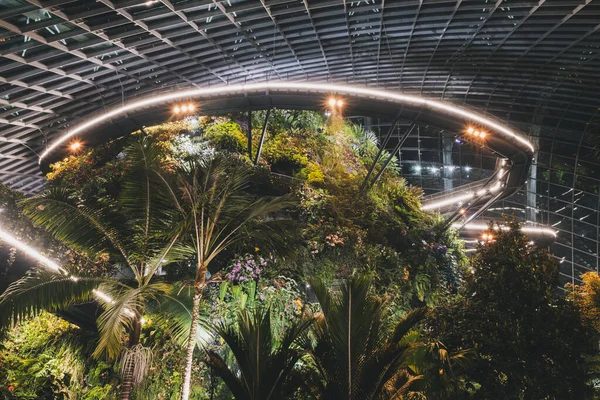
[
  {"x1": 147, "y1": 153, "x2": 294, "y2": 400},
  {"x1": 306, "y1": 274, "x2": 427, "y2": 399},
  {"x1": 428, "y1": 220, "x2": 594, "y2": 399},
  {"x1": 1, "y1": 135, "x2": 193, "y2": 400},
  {"x1": 0, "y1": 312, "x2": 118, "y2": 399},
  {"x1": 204, "y1": 307, "x2": 313, "y2": 400},
  {"x1": 204, "y1": 120, "x2": 247, "y2": 153}
]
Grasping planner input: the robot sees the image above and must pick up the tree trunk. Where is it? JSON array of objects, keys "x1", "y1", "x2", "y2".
[
  {"x1": 121, "y1": 315, "x2": 142, "y2": 400},
  {"x1": 180, "y1": 266, "x2": 206, "y2": 400}
]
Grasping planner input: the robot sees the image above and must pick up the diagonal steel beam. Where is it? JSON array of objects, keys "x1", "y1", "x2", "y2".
[
  {"x1": 259, "y1": 0, "x2": 306, "y2": 77},
  {"x1": 254, "y1": 109, "x2": 271, "y2": 165},
  {"x1": 301, "y1": 0, "x2": 331, "y2": 79},
  {"x1": 23, "y1": 0, "x2": 198, "y2": 90},
  {"x1": 360, "y1": 116, "x2": 402, "y2": 191},
  {"x1": 161, "y1": 0, "x2": 261, "y2": 82},
  {"x1": 97, "y1": 0, "x2": 228, "y2": 85},
  {"x1": 369, "y1": 124, "x2": 416, "y2": 188},
  {"x1": 211, "y1": 0, "x2": 283, "y2": 80}
]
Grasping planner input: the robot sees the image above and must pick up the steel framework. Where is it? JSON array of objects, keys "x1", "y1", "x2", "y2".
[{"x1": 0, "y1": 0, "x2": 597, "y2": 195}]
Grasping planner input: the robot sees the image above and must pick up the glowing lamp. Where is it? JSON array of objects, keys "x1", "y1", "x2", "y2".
[
  {"x1": 69, "y1": 141, "x2": 82, "y2": 151},
  {"x1": 336, "y1": 99, "x2": 343, "y2": 107},
  {"x1": 174, "y1": 106, "x2": 181, "y2": 113},
  {"x1": 328, "y1": 98, "x2": 336, "y2": 107}
]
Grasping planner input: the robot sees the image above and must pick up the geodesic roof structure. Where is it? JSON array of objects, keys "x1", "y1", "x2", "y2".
[{"x1": 0, "y1": 0, "x2": 599, "y2": 195}]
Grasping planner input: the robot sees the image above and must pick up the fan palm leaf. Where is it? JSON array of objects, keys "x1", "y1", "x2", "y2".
[
  {"x1": 308, "y1": 275, "x2": 427, "y2": 400},
  {"x1": 204, "y1": 307, "x2": 313, "y2": 400},
  {"x1": 149, "y1": 282, "x2": 197, "y2": 346}
]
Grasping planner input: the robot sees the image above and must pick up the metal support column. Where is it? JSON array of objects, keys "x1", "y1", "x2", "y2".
[
  {"x1": 254, "y1": 109, "x2": 271, "y2": 165},
  {"x1": 526, "y1": 136, "x2": 539, "y2": 223},
  {"x1": 247, "y1": 110, "x2": 253, "y2": 159},
  {"x1": 442, "y1": 134, "x2": 454, "y2": 191}
]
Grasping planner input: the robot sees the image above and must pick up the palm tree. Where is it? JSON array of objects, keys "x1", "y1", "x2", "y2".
[
  {"x1": 307, "y1": 275, "x2": 427, "y2": 400},
  {"x1": 204, "y1": 307, "x2": 313, "y2": 400},
  {"x1": 0, "y1": 136, "x2": 191, "y2": 400},
  {"x1": 407, "y1": 339, "x2": 471, "y2": 400},
  {"x1": 158, "y1": 155, "x2": 294, "y2": 400}
]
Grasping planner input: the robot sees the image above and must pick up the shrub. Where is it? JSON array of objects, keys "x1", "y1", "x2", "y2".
[{"x1": 204, "y1": 121, "x2": 247, "y2": 153}]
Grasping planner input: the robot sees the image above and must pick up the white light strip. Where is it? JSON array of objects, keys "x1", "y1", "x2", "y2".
[
  {"x1": 421, "y1": 192, "x2": 474, "y2": 211},
  {"x1": 92, "y1": 289, "x2": 114, "y2": 303},
  {"x1": 452, "y1": 222, "x2": 557, "y2": 237},
  {"x1": 39, "y1": 81, "x2": 535, "y2": 162},
  {"x1": 0, "y1": 225, "x2": 123, "y2": 311},
  {"x1": 0, "y1": 227, "x2": 64, "y2": 273}
]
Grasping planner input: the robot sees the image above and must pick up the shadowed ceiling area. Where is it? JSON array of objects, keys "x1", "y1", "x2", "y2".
[{"x1": 0, "y1": 0, "x2": 598, "y2": 194}]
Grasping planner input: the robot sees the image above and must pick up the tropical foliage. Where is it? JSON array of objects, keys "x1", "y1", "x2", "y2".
[
  {"x1": 306, "y1": 275, "x2": 426, "y2": 399},
  {"x1": 1, "y1": 109, "x2": 597, "y2": 400},
  {"x1": 427, "y1": 221, "x2": 595, "y2": 399}
]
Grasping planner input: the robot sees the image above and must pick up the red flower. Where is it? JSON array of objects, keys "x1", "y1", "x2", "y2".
[{"x1": 8, "y1": 385, "x2": 14, "y2": 392}]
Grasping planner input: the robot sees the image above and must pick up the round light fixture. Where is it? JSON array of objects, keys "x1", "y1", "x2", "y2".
[{"x1": 69, "y1": 141, "x2": 82, "y2": 151}]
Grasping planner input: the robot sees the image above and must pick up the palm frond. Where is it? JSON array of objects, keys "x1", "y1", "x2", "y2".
[
  {"x1": 150, "y1": 282, "x2": 197, "y2": 346},
  {"x1": 205, "y1": 307, "x2": 312, "y2": 400},
  {"x1": 204, "y1": 350, "x2": 248, "y2": 399},
  {"x1": 120, "y1": 135, "x2": 182, "y2": 246},
  {"x1": 93, "y1": 282, "x2": 144, "y2": 360},
  {"x1": 20, "y1": 188, "x2": 133, "y2": 267},
  {"x1": 391, "y1": 307, "x2": 428, "y2": 344},
  {"x1": 308, "y1": 275, "x2": 424, "y2": 400},
  {"x1": 0, "y1": 268, "x2": 104, "y2": 329}
]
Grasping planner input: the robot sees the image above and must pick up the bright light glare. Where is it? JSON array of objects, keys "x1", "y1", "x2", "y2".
[
  {"x1": 188, "y1": 104, "x2": 195, "y2": 112},
  {"x1": 467, "y1": 126, "x2": 474, "y2": 134},
  {"x1": 336, "y1": 99, "x2": 343, "y2": 107},
  {"x1": 0, "y1": 225, "x2": 137, "y2": 317},
  {"x1": 181, "y1": 105, "x2": 188, "y2": 112},
  {"x1": 454, "y1": 222, "x2": 557, "y2": 237},
  {"x1": 93, "y1": 289, "x2": 114, "y2": 304},
  {"x1": 39, "y1": 82, "x2": 535, "y2": 163},
  {"x1": 421, "y1": 192, "x2": 475, "y2": 210},
  {"x1": 0, "y1": 227, "x2": 64, "y2": 273},
  {"x1": 481, "y1": 233, "x2": 494, "y2": 241},
  {"x1": 69, "y1": 141, "x2": 82, "y2": 151},
  {"x1": 174, "y1": 106, "x2": 180, "y2": 113},
  {"x1": 328, "y1": 98, "x2": 336, "y2": 107}
]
